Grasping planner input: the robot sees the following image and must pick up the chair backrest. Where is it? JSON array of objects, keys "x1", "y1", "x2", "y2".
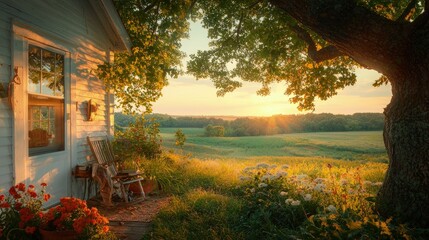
[{"x1": 87, "y1": 136, "x2": 118, "y2": 177}]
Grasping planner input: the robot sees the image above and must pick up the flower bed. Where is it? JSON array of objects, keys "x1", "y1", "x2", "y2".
[{"x1": 0, "y1": 183, "x2": 114, "y2": 240}]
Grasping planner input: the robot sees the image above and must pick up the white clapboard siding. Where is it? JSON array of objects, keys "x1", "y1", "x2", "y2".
[{"x1": 0, "y1": 0, "x2": 121, "y2": 194}]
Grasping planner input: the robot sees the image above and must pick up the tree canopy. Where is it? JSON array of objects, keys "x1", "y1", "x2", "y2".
[
  {"x1": 99, "y1": 0, "x2": 426, "y2": 112},
  {"x1": 97, "y1": 0, "x2": 194, "y2": 113}
]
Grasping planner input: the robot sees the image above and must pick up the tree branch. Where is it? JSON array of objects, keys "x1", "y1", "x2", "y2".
[
  {"x1": 187, "y1": 0, "x2": 198, "y2": 17},
  {"x1": 236, "y1": 13, "x2": 244, "y2": 42},
  {"x1": 247, "y1": 0, "x2": 263, "y2": 9},
  {"x1": 409, "y1": 0, "x2": 429, "y2": 31},
  {"x1": 397, "y1": 0, "x2": 417, "y2": 22},
  {"x1": 289, "y1": 24, "x2": 344, "y2": 63}
]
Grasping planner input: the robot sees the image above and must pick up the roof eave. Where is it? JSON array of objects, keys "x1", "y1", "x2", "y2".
[{"x1": 90, "y1": 0, "x2": 132, "y2": 53}]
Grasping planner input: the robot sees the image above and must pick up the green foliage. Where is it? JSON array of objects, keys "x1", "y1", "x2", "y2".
[
  {"x1": 187, "y1": 0, "x2": 357, "y2": 111},
  {"x1": 174, "y1": 129, "x2": 186, "y2": 149},
  {"x1": 113, "y1": 117, "x2": 162, "y2": 165},
  {"x1": 204, "y1": 124, "x2": 225, "y2": 137},
  {"x1": 97, "y1": 0, "x2": 193, "y2": 114}
]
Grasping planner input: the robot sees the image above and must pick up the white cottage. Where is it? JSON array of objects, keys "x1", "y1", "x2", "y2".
[{"x1": 0, "y1": 0, "x2": 130, "y2": 204}]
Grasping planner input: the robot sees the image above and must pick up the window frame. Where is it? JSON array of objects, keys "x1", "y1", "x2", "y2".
[{"x1": 26, "y1": 42, "x2": 68, "y2": 157}]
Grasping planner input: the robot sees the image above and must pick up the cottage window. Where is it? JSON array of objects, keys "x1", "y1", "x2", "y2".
[{"x1": 28, "y1": 45, "x2": 65, "y2": 156}]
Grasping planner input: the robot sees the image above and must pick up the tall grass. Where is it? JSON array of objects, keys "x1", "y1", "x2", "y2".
[
  {"x1": 139, "y1": 131, "x2": 428, "y2": 239},
  {"x1": 144, "y1": 153, "x2": 429, "y2": 239}
]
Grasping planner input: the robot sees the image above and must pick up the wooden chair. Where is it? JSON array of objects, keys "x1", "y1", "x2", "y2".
[{"x1": 87, "y1": 136, "x2": 145, "y2": 203}]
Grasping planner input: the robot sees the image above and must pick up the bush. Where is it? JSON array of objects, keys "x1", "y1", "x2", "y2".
[{"x1": 113, "y1": 117, "x2": 162, "y2": 166}]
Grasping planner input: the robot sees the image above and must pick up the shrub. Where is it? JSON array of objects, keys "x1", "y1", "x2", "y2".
[{"x1": 113, "y1": 117, "x2": 162, "y2": 165}]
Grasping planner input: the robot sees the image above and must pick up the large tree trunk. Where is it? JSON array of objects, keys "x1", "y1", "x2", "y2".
[
  {"x1": 376, "y1": 73, "x2": 429, "y2": 227},
  {"x1": 270, "y1": 0, "x2": 429, "y2": 227}
]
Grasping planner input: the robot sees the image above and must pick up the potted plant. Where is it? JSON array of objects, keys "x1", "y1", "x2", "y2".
[
  {"x1": 0, "y1": 183, "x2": 50, "y2": 240},
  {"x1": 40, "y1": 197, "x2": 113, "y2": 240}
]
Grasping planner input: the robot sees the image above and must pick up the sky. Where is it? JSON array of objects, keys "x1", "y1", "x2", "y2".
[{"x1": 152, "y1": 22, "x2": 392, "y2": 117}]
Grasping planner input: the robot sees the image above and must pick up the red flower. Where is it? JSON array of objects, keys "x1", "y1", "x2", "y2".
[
  {"x1": 44, "y1": 194, "x2": 51, "y2": 201},
  {"x1": 13, "y1": 193, "x2": 22, "y2": 199},
  {"x1": 41, "y1": 183, "x2": 47, "y2": 187},
  {"x1": 9, "y1": 186, "x2": 18, "y2": 196},
  {"x1": 29, "y1": 191, "x2": 37, "y2": 198},
  {"x1": 0, "y1": 195, "x2": 4, "y2": 201},
  {"x1": 15, "y1": 202, "x2": 22, "y2": 210},
  {"x1": 28, "y1": 184, "x2": 35, "y2": 188},
  {"x1": 25, "y1": 226, "x2": 36, "y2": 234},
  {"x1": 17, "y1": 183, "x2": 26, "y2": 192},
  {"x1": 0, "y1": 202, "x2": 10, "y2": 208}
]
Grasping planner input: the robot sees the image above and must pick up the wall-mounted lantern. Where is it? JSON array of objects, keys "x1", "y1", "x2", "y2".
[{"x1": 87, "y1": 99, "x2": 98, "y2": 121}]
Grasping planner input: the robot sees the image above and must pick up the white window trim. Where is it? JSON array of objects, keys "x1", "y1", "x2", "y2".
[{"x1": 12, "y1": 22, "x2": 72, "y2": 184}]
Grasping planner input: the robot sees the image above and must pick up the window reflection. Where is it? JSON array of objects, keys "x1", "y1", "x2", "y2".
[
  {"x1": 28, "y1": 45, "x2": 64, "y2": 97},
  {"x1": 28, "y1": 44, "x2": 65, "y2": 156}
]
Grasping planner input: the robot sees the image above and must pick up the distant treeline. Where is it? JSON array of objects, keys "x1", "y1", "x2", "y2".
[{"x1": 115, "y1": 112, "x2": 384, "y2": 136}]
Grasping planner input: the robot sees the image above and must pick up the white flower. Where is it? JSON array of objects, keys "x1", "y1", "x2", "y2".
[
  {"x1": 256, "y1": 163, "x2": 270, "y2": 169},
  {"x1": 297, "y1": 174, "x2": 308, "y2": 180},
  {"x1": 243, "y1": 167, "x2": 256, "y2": 173},
  {"x1": 281, "y1": 164, "x2": 290, "y2": 169},
  {"x1": 276, "y1": 171, "x2": 288, "y2": 178},
  {"x1": 280, "y1": 191, "x2": 288, "y2": 196},
  {"x1": 250, "y1": 188, "x2": 256, "y2": 193},
  {"x1": 313, "y1": 183, "x2": 326, "y2": 192},
  {"x1": 285, "y1": 198, "x2": 294, "y2": 205},
  {"x1": 258, "y1": 183, "x2": 268, "y2": 188},
  {"x1": 239, "y1": 176, "x2": 251, "y2": 182},
  {"x1": 261, "y1": 174, "x2": 271, "y2": 181},
  {"x1": 303, "y1": 194, "x2": 312, "y2": 201},
  {"x1": 291, "y1": 200, "x2": 301, "y2": 206},
  {"x1": 269, "y1": 164, "x2": 277, "y2": 169},
  {"x1": 326, "y1": 205, "x2": 337, "y2": 213}
]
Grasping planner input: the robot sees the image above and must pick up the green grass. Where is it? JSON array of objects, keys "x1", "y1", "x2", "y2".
[
  {"x1": 142, "y1": 153, "x2": 425, "y2": 239},
  {"x1": 160, "y1": 128, "x2": 387, "y2": 162},
  {"x1": 139, "y1": 130, "x2": 428, "y2": 239}
]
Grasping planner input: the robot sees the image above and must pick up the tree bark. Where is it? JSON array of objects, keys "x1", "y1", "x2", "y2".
[{"x1": 376, "y1": 71, "x2": 429, "y2": 227}]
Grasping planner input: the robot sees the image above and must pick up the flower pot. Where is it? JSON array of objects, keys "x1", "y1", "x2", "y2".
[{"x1": 39, "y1": 229, "x2": 78, "y2": 240}]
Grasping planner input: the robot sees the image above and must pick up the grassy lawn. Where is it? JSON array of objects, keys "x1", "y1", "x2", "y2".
[
  {"x1": 160, "y1": 128, "x2": 387, "y2": 162},
  {"x1": 137, "y1": 129, "x2": 426, "y2": 239}
]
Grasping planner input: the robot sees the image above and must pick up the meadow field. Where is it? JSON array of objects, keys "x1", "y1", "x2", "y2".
[
  {"x1": 160, "y1": 128, "x2": 388, "y2": 162},
  {"x1": 140, "y1": 129, "x2": 427, "y2": 239}
]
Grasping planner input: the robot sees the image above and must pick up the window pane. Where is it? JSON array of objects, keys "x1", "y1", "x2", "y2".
[
  {"x1": 55, "y1": 54, "x2": 64, "y2": 74},
  {"x1": 42, "y1": 50, "x2": 55, "y2": 72},
  {"x1": 28, "y1": 95, "x2": 64, "y2": 156},
  {"x1": 41, "y1": 72, "x2": 55, "y2": 96},
  {"x1": 28, "y1": 45, "x2": 65, "y2": 97},
  {"x1": 29, "y1": 45, "x2": 41, "y2": 69},
  {"x1": 28, "y1": 69, "x2": 41, "y2": 93},
  {"x1": 54, "y1": 75, "x2": 64, "y2": 97}
]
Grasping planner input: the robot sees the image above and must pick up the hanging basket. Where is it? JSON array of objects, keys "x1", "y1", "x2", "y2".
[{"x1": 39, "y1": 229, "x2": 78, "y2": 240}]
